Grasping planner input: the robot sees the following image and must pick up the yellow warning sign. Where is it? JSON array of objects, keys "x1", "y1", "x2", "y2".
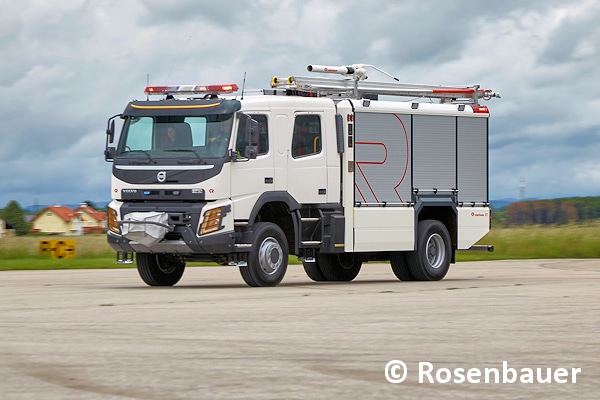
[{"x1": 39, "y1": 240, "x2": 76, "y2": 259}]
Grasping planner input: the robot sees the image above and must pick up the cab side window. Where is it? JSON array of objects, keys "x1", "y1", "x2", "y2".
[
  {"x1": 236, "y1": 114, "x2": 269, "y2": 156},
  {"x1": 292, "y1": 115, "x2": 321, "y2": 158}
]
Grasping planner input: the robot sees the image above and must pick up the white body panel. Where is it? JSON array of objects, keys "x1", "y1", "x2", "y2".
[
  {"x1": 287, "y1": 147, "x2": 328, "y2": 203},
  {"x1": 457, "y1": 207, "x2": 490, "y2": 249},
  {"x1": 231, "y1": 151, "x2": 274, "y2": 220},
  {"x1": 353, "y1": 207, "x2": 415, "y2": 252}
]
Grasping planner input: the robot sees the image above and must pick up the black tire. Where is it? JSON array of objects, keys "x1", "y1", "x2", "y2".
[
  {"x1": 407, "y1": 220, "x2": 452, "y2": 281},
  {"x1": 302, "y1": 259, "x2": 326, "y2": 281},
  {"x1": 317, "y1": 253, "x2": 362, "y2": 281},
  {"x1": 239, "y1": 222, "x2": 288, "y2": 287},
  {"x1": 390, "y1": 251, "x2": 414, "y2": 281},
  {"x1": 136, "y1": 253, "x2": 186, "y2": 286}
]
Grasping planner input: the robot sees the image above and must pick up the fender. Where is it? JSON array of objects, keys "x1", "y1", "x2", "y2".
[
  {"x1": 247, "y1": 191, "x2": 301, "y2": 227},
  {"x1": 414, "y1": 195, "x2": 457, "y2": 217}
]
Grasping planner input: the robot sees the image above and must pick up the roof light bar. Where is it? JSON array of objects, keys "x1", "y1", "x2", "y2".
[{"x1": 144, "y1": 84, "x2": 239, "y2": 96}]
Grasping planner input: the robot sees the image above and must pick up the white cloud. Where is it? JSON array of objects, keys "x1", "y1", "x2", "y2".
[{"x1": 1, "y1": 0, "x2": 599, "y2": 208}]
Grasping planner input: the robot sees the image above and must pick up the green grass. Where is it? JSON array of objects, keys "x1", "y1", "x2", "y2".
[
  {"x1": 0, "y1": 257, "x2": 132, "y2": 270},
  {"x1": 2, "y1": 223, "x2": 600, "y2": 270},
  {"x1": 0, "y1": 235, "x2": 125, "y2": 270},
  {"x1": 457, "y1": 221, "x2": 600, "y2": 261},
  {"x1": 0, "y1": 234, "x2": 300, "y2": 270}
]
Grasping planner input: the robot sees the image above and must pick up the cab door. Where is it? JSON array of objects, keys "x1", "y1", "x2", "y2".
[
  {"x1": 230, "y1": 114, "x2": 274, "y2": 219},
  {"x1": 286, "y1": 113, "x2": 329, "y2": 204}
]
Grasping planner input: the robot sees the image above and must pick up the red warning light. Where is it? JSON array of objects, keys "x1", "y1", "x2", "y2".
[{"x1": 144, "y1": 84, "x2": 239, "y2": 95}]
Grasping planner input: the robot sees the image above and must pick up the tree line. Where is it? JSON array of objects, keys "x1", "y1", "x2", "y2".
[
  {"x1": 4, "y1": 197, "x2": 600, "y2": 234},
  {"x1": 499, "y1": 197, "x2": 600, "y2": 225}
]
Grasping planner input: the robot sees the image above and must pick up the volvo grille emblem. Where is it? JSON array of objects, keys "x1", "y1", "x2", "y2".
[{"x1": 157, "y1": 171, "x2": 167, "y2": 183}]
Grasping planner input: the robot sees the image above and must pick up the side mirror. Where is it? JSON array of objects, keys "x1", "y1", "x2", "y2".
[
  {"x1": 104, "y1": 114, "x2": 121, "y2": 162},
  {"x1": 107, "y1": 119, "x2": 115, "y2": 143},
  {"x1": 244, "y1": 146, "x2": 257, "y2": 159},
  {"x1": 235, "y1": 112, "x2": 259, "y2": 160},
  {"x1": 245, "y1": 117, "x2": 259, "y2": 159}
]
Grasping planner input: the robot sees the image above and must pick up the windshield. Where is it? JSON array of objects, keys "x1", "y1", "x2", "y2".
[{"x1": 117, "y1": 114, "x2": 233, "y2": 158}]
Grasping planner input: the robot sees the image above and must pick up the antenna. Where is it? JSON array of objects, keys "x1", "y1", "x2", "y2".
[
  {"x1": 241, "y1": 71, "x2": 247, "y2": 100},
  {"x1": 146, "y1": 73, "x2": 150, "y2": 100}
]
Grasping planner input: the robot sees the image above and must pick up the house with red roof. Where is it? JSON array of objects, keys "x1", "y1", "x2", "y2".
[
  {"x1": 31, "y1": 204, "x2": 107, "y2": 235},
  {"x1": 75, "y1": 203, "x2": 108, "y2": 233}
]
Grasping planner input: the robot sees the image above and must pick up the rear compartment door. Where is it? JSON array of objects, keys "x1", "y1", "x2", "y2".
[{"x1": 352, "y1": 111, "x2": 414, "y2": 251}]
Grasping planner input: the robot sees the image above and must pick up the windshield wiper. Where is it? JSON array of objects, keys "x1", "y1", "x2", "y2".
[
  {"x1": 124, "y1": 149, "x2": 155, "y2": 163},
  {"x1": 165, "y1": 149, "x2": 202, "y2": 161}
]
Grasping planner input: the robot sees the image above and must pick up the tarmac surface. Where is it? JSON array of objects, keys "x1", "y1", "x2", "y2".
[{"x1": 0, "y1": 259, "x2": 598, "y2": 399}]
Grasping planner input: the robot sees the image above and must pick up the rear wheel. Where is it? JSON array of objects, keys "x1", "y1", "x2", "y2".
[
  {"x1": 407, "y1": 220, "x2": 452, "y2": 281},
  {"x1": 317, "y1": 253, "x2": 362, "y2": 281},
  {"x1": 239, "y1": 222, "x2": 288, "y2": 287},
  {"x1": 303, "y1": 259, "x2": 326, "y2": 281},
  {"x1": 136, "y1": 253, "x2": 185, "y2": 286},
  {"x1": 390, "y1": 251, "x2": 414, "y2": 281}
]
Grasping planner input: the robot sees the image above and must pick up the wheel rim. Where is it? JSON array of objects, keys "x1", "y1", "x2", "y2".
[
  {"x1": 426, "y1": 233, "x2": 445, "y2": 269},
  {"x1": 258, "y1": 237, "x2": 283, "y2": 275},
  {"x1": 156, "y1": 255, "x2": 179, "y2": 274},
  {"x1": 338, "y1": 254, "x2": 356, "y2": 270}
]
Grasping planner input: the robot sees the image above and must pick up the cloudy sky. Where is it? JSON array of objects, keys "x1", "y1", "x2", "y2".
[{"x1": 1, "y1": 0, "x2": 599, "y2": 209}]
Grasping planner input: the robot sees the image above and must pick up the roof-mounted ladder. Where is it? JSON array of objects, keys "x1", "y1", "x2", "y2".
[{"x1": 271, "y1": 64, "x2": 500, "y2": 105}]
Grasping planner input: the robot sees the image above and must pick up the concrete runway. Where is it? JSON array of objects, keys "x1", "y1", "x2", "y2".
[{"x1": 0, "y1": 259, "x2": 598, "y2": 399}]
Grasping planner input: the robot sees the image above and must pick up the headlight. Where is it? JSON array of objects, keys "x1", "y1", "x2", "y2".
[
  {"x1": 107, "y1": 207, "x2": 120, "y2": 234},
  {"x1": 199, "y1": 207, "x2": 223, "y2": 235}
]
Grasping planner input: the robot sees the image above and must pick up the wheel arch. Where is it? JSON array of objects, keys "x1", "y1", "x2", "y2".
[
  {"x1": 414, "y1": 198, "x2": 457, "y2": 260},
  {"x1": 247, "y1": 191, "x2": 299, "y2": 254}
]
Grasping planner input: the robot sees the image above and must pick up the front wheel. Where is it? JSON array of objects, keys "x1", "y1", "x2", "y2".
[
  {"x1": 239, "y1": 222, "x2": 288, "y2": 287},
  {"x1": 407, "y1": 220, "x2": 452, "y2": 281},
  {"x1": 136, "y1": 253, "x2": 186, "y2": 286}
]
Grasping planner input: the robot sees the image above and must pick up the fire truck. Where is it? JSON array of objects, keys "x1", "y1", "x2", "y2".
[{"x1": 104, "y1": 64, "x2": 499, "y2": 287}]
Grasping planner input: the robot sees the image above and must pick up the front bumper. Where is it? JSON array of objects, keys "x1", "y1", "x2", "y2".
[
  {"x1": 107, "y1": 199, "x2": 236, "y2": 256},
  {"x1": 108, "y1": 228, "x2": 236, "y2": 255}
]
